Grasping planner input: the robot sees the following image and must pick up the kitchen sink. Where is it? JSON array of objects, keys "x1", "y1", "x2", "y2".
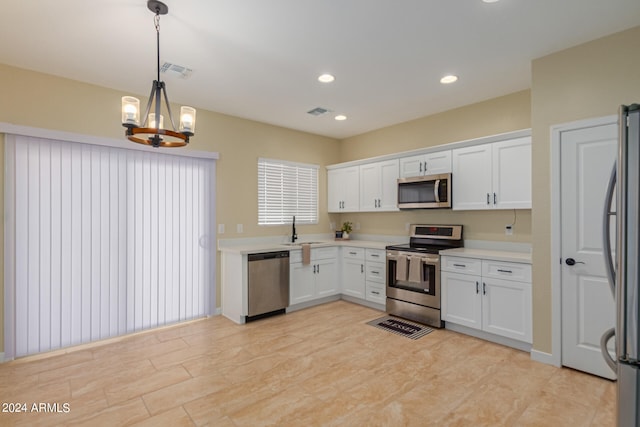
[{"x1": 281, "y1": 241, "x2": 324, "y2": 246}]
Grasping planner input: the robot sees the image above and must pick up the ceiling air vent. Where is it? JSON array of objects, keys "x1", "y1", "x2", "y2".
[
  {"x1": 160, "y1": 62, "x2": 193, "y2": 79},
  {"x1": 307, "y1": 107, "x2": 329, "y2": 116}
]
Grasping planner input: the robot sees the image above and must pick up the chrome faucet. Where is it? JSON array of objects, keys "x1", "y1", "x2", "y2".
[{"x1": 291, "y1": 216, "x2": 297, "y2": 243}]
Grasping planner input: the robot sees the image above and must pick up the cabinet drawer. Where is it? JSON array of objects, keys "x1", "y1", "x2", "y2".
[
  {"x1": 482, "y1": 260, "x2": 531, "y2": 283},
  {"x1": 343, "y1": 247, "x2": 365, "y2": 260},
  {"x1": 365, "y1": 248, "x2": 385, "y2": 262},
  {"x1": 366, "y1": 284, "x2": 385, "y2": 304},
  {"x1": 290, "y1": 246, "x2": 338, "y2": 263},
  {"x1": 366, "y1": 261, "x2": 385, "y2": 283},
  {"x1": 313, "y1": 246, "x2": 338, "y2": 260},
  {"x1": 441, "y1": 256, "x2": 482, "y2": 275}
]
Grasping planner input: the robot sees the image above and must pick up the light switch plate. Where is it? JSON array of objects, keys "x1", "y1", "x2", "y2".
[
  {"x1": 218, "y1": 224, "x2": 225, "y2": 234},
  {"x1": 237, "y1": 224, "x2": 244, "y2": 233}
]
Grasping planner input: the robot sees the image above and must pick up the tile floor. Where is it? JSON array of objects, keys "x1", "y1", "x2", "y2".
[{"x1": 0, "y1": 300, "x2": 615, "y2": 426}]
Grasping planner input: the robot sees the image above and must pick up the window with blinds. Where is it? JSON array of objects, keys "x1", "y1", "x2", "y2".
[{"x1": 258, "y1": 158, "x2": 318, "y2": 225}]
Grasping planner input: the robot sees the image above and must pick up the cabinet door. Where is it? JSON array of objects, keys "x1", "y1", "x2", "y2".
[
  {"x1": 342, "y1": 166, "x2": 360, "y2": 212},
  {"x1": 359, "y1": 163, "x2": 379, "y2": 211},
  {"x1": 492, "y1": 137, "x2": 532, "y2": 209},
  {"x1": 452, "y1": 144, "x2": 492, "y2": 210},
  {"x1": 424, "y1": 150, "x2": 452, "y2": 174},
  {"x1": 327, "y1": 166, "x2": 359, "y2": 212},
  {"x1": 360, "y1": 160, "x2": 399, "y2": 211},
  {"x1": 290, "y1": 263, "x2": 315, "y2": 305},
  {"x1": 327, "y1": 169, "x2": 343, "y2": 213},
  {"x1": 342, "y1": 258, "x2": 365, "y2": 298},
  {"x1": 482, "y1": 277, "x2": 532, "y2": 343},
  {"x1": 399, "y1": 154, "x2": 426, "y2": 178},
  {"x1": 316, "y1": 259, "x2": 339, "y2": 298},
  {"x1": 378, "y1": 159, "x2": 399, "y2": 211},
  {"x1": 441, "y1": 271, "x2": 482, "y2": 329}
]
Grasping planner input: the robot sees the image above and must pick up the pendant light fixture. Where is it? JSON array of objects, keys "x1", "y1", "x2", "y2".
[{"x1": 121, "y1": 0, "x2": 196, "y2": 147}]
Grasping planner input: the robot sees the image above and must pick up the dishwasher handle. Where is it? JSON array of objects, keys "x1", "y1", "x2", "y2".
[{"x1": 248, "y1": 251, "x2": 290, "y2": 261}]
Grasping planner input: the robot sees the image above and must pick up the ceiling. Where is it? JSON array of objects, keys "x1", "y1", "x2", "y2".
[{"x1": 1, "y1": 1, "x2": 639, "y2": 139}]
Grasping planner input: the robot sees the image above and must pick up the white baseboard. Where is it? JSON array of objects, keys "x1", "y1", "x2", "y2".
[
  {"x1": 445, "y1": 323, "x2": 532, "y2": 353},
  {"x1": 530, "y1": 349, "x2": 560, "y2": 367}
]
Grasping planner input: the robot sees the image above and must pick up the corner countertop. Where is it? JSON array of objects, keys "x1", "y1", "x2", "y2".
[
  {"x1": 219, "y1": 239, "x2": 395, "y2": 255},
  {"x1": 440, "y1": 247, "x2": 532, "y2": 264}
]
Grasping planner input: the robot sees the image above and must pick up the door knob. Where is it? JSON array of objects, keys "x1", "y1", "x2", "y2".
[{"x1": 565, "y1": 258, "x2": 585, "y2": 266}]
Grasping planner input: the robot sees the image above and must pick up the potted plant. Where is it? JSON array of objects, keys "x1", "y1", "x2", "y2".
[{"x1": 342, "y1": 221, "x2": 353, "y2": 239}]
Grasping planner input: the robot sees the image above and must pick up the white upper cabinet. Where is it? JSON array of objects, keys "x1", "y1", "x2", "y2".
[
  {"x1": 399, "y1": 150, "x2": 452, "y2": 178},
  {"x1": 327, "y1": 166, "x2": 360, "y2": 213},
  {"x1": 359, "y1": 159, "x2": 399, "y2": 211},
  {"x1": 452, "y1": 136, "x2": 531, "y2": 210}
]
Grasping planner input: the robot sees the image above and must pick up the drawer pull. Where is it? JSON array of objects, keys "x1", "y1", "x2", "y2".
[
  {"x1": 372, "y1": 291, "x2": 380, "y2": 295},
  {"x1": 497, "y1": 269, "x2": 513, "y2": 274},
  {"x1": 349, "y1": 251, "x2": 357, "y2": 255},
  {"x1": 476, "y1": 281, "x2": 479, "y2": 294},
  {"x1": 453, "y1": 263, "x2": 466, "y2": 268},
  {"x1": 371, "y1": 271, "x2": 380, "y2": 274},
  {"x1": 371, "y1": 254, "x2": 380, "y2": 258}
]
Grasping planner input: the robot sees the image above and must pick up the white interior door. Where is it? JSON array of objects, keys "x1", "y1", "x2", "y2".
[{"x1": 560, "y1": 121, "x2": 617, "y2": 379}]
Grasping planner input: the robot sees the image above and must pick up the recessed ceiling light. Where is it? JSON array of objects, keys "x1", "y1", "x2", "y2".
[
  {"x1": 335, "y1": 115, "x2": 347, "y2": 121},
  {"x1": 440, "y1": 75, "x2": 458, "y2": 84},
  {"x1": 482, "y1": 0, "x2": 500, "y2": 3},
  {"x1": 318, "y1": 74, "x2": 335, "y2": 83}
]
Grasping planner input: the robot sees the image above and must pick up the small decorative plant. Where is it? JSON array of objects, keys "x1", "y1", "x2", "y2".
[{"x1": 342, "y1": 221, "x2": 353, "y2": 234}]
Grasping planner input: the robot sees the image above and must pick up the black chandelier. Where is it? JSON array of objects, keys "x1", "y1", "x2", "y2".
[{"x1": 121, "y1": 0, "x2": 196, "y2": 148}]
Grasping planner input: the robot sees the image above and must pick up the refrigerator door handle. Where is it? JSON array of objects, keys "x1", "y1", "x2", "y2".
[
  {"x1": 602, "y1": 164, "x2": 617, "y2": 296},
  {"x1": 600, "y1": 327, "x2": 617, "y2": 372}
]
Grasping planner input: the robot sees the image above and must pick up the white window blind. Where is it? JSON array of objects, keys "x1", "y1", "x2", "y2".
[
  {"x1": 258, "y1": 158, "x2": 318, "y2": 225},
  {"x1": 4, "y1": 135, "x2": 216, "y2": 358}
]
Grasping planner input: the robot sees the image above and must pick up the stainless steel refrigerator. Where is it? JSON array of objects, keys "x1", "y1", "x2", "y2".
[{"x1": 603, "y1": 103, "x2": 640, "y2": 426}]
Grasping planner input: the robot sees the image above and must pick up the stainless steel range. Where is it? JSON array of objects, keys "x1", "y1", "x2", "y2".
[{"x1": 386, "y1": 224, "x2": 463, "y2": 328}]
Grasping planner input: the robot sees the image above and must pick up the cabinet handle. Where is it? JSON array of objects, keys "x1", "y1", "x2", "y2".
[
  {"x1": 372, "y1": 271, "x2": 380, "y2": 274},
  {"x1": 349, "y1": 251, "x2": 357, "y2": 255},
  {"x1": 483, "y1": 282, "x2": 486, "y2": 295},
  {"x1": 424, "y1": 161, "x2": 428, "y2": 172},
  {"x1": 497, "y1": 269, "x2": 513, "y2": 274},
  {"x1": 419, "y1": 162, "x2": 423, "y2": 173},
  {"x1": 453, "y1": 263, "x2": 466, "y2": 268},
  {"x1": 372, "y1": 291, "x2": 380, "y2": 295},
  {"x1": 487, "y1": 193, "x2": 490, "y2": 205},
  {"x1": 371, "y1": 254, "x2": 380, "y2": 258},
  {"x1": 494, "y1": 192, "x2": 497, "y2": 205},
  {"x1": 361, "y1": 264, "x2": 364, "y2": 273},
  {"x1": 476, "y1": 281, "x2": 479, "y2": 294},
  {"x1": 313, "y1": 265, "x2": 317, "y2": 274},
  {"x1": 317, "y1": 264, "x2": 320, "y2": 273}
]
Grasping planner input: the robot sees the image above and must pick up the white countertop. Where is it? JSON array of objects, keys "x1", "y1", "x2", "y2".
[
  {"x1": 219, "y1": 239, "x2": 393, "y2": 255},
  {"x1": 440, "y1": 247, "x2": 532, "y2": 264}
]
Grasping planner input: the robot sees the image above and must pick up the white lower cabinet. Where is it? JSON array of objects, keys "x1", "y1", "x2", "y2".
[
  {"x1": 342, "y1": 247, "x2": 366, "y2": 299},
  {"x1": 290, "y1": 247, "x2": 338, "y2": 305},
  {"x1": 365, "y1": 249, "x2": 386, "y2": 305},
  {"x1": 441, "y1": 255, "x2": 532, "y2": 344}
]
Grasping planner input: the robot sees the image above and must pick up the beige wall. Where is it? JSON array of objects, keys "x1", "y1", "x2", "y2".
[
  {"x1": 335, "y1": 90, "x2": 533, "y2": 242},
  {"x1": 0, "y1": 63, "x2": 340, "y2": 354},
  {"x1": 531, "y1": 25, "x2": 640, "y2": 354}
]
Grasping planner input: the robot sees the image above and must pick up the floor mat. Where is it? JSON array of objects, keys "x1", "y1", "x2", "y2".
[{"x1": 366, "y1": 315, "x2": 433, "y2": 340}]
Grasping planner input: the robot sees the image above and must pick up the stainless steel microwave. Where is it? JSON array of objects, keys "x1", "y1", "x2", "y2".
[{"x1": 397, "y1": 173, "x2": 451, "y2": 209}]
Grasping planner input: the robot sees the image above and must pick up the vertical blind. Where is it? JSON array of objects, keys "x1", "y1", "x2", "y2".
[
  {"x1": 258, "y1": 158, "x2": 318, "y2": 225},
  {"x1": 5, "y1": 135, "x2": 215, "y2": 358}
]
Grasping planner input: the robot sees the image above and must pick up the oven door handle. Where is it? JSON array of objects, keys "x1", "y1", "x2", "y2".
[{"x1": 434, "y1": 179, "x2": 441, "y2": 203}]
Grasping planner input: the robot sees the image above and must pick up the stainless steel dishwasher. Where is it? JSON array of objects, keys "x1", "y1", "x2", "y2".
[{"x1": 247, "y1": 251, "x2": 290, "y2": 321}]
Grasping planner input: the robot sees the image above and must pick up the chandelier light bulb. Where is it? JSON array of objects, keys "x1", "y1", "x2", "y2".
[
  {"x1": 179, "y1": 106, "x2": 196, "y2": 134},
  {"x1": 121, "y1": 96, "x2": 140, "y2": 126}
]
